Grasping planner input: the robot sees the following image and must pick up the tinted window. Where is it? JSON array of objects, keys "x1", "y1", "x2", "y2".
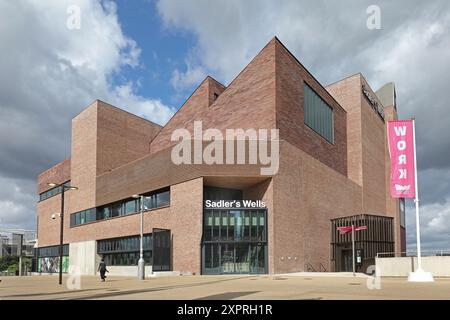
[{"x1": 304, "y1": 83, "x2": 334, "y2": 143}]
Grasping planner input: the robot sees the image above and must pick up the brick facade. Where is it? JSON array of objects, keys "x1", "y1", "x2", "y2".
[{"x1": 36, "y1": 37, "x2": 401, "y2": 274}]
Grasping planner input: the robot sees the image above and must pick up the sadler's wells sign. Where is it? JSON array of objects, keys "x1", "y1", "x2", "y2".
[{"x1": 204, "y1": 200, "x2": 266, "y2": 209}]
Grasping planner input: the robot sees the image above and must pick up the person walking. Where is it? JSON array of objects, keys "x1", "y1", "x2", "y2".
[{"x1": 97, "y1": 258, "x2": 109, "y2": 282}]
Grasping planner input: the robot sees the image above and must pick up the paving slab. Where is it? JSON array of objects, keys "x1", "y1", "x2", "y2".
[{"x1": 1, "y1": 275, "x2": 450, "y2": 300}]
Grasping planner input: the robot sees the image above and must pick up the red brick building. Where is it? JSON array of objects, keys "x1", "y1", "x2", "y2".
[{"x1": 35, "y1": 37, "x2": 405, "y2": 276}]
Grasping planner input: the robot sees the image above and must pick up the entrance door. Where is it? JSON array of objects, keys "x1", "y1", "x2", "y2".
[
  {"x1": 220, "y1": 244, "x2": 234, "y2": 273},
  {"x1": 152, "y1": 228, "x2": 171, "y2": 271},
  {"x1": 234, "y1": 245, "x2": 250, "y2": 273},
  {"x1": 341, "y1": 249, "x2": 353, "y2": 272}
]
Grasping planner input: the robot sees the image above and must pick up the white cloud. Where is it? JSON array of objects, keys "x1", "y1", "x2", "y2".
[
  {"x1": 170, "y1": 61, "x2": 206, "y2": 92},
  {"x1": 0, "y1": 0, "x2": 175, "y2": 230},
  {"x1": 111, "y1": 82, "x2": 174, "y2": 124}
]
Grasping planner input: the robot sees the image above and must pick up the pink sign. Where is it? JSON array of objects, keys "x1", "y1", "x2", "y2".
[{"x1": 387, "y1": 120, "x2": 416, "y2": 198}]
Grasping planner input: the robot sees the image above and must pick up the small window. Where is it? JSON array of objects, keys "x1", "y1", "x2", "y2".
[{"x1": 213, "y1": 93, "x2": 219, "y2": 100}]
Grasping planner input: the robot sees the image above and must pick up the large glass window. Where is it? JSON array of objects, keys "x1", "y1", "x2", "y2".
[
  {"x1": 304, "y1": 83, "x2": 334, "y2": 143},
  {"x1": 202, "y1": 209, "x2": 267, "y2": 274},
  {"x1": 37, "y1": 244, "x2": 69, "y2": 257},
  {"x1": 70, "y1": 187, "x2": 170, "y2": 227},
  {"x1": 98, "y1": 234, "x2": 152, "y2": 266}
]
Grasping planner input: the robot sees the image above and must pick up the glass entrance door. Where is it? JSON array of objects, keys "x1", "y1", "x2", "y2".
[
  {"x1": 220, "y1": 244, "x2": 234, "y2": 273},
  {"x1": 202, "y1": 208, "x2": 268, "y2": 274}
]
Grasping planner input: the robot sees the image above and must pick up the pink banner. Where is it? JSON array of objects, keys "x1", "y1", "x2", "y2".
[{"x1": 387, "y1": 120, "x2": 416, "y2": 198}]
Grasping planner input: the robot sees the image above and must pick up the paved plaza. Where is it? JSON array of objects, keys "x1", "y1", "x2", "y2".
[{"x1": 1, "y1": 273, "x2": 449, "y2": 300}]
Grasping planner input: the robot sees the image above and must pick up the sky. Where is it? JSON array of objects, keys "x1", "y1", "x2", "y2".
[{"x1": 0, "y1": 0, "x2": 449, "y2": 252}]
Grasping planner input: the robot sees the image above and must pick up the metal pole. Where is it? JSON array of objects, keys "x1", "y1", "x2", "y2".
[
  {"x1": 352, "y1": 224, "x2": 355, "y2": 277},
  {"x1": 59, "y1": 186, "x2": 65, "y2": 285},
  {"x1": 412, "y1": 118, "x2": 422, "y2": 271},
  {"x1": 18, "y1": 234, "x2": 23, "y2": 276},
  {"x1": 19, "y1": 256, "x2": 22, "y2": 276},
  {"x1": 406, "y1": 119, "x2": 433, "y2": 282},
  {"x1": 137, "y1": 195, "x2": 145, "y2": 280}
]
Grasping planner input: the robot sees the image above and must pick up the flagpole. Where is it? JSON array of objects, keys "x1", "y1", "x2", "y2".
[
  {"x1": 352, "y1": 224, "x2": 355, "y2": 277},
  {"x1": 408, "y1": 118, "x2": 433, "y2": 282},
  {"x1": 412, "y1": 118, "x2": 422, "y2": 271}
]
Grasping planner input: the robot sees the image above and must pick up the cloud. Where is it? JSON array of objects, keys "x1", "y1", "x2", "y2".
[
  {"x1": 156, "y1": 0, "x2": 450, "y2": 250},
  {"x1": 407, "y1": 197, "x2": 450, "y2": 253},
  {"x1": 111, "y1": 82, "x2": 174, "y2": 124},
  {"x1": 0, "y1": 0, "x2": 174, "y2": 229},
  {"x1": 170, "y1": 62, "x2": 206, "y2": 92}
]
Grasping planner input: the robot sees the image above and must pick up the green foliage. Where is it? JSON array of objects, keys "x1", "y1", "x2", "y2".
[
  {"x1": 0, "y1": 256, "x2": 19, "y2": 272},
  {"x1": 7, "y1": 264, "x2": 18, "y2": 273}
]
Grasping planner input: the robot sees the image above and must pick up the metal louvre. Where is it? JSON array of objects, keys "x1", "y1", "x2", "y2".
[{"x1": 331, "y1": 214, "x2": 394, "y2": 272}]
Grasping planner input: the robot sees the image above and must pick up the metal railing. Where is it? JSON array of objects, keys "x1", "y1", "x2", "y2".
[
  {"x1": 377, "y1": 250, "x2": 450, "y2": 258},
  {"x1": 305, "y1": 263, "x2": 316, "y2": 272},
  {"x1": 305, "y1": 262, "x2": 327, "y2": 272},
  {"x1": 319, "y1": 263, "x2": 327, "y2": 272}
]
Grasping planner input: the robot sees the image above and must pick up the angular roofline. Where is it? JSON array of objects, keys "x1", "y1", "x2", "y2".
[
  {"x1": 325, "y1": 72, "x2": 363, "y2": 88},
  {"x1": 272, "y1": 36, "x2": 347, "y2": 114},
  {"x1": 72, "y1": 99, "x2": 164, "y2": 129},
  {"x1": 37, "y1": 157, "x2": 71, "y2": 178},
  {"x1": 95, "y1": 99, "x2": 163, "y2": 128}
]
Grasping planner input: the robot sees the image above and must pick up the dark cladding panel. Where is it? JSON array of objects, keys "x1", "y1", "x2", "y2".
[{"x1": 330, "y1": 214, "x2": 394, "y2": 272}]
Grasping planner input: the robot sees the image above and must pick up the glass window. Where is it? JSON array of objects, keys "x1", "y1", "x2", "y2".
[
  {"x1": 111, "y1": 203, "x2": 122, "y2": 217},
  {"x1": 75, "y1": 212, "x2": 80, "y2": 226},
  {"x1": 220, "y1": 212, "x2": 228, "y2": 240},
  {"x1": 80, "y1": 211, "x2": 86, "y2": 224},
  {"x1": 213, "y1": 212, "x2": 220, "y2": 241},
  {"x1": 39, "y1": 181, "x2": 72, "y2": 201},
  {"x1": 234, "y1": 211, "x2": 243, "y2": 241},
  {"x1": 97, "y1": 234, "x2": 153, "y2": 266},
  {"x1": 243, "y1": 211, "x2": 250, "y2": 240},
  {"x1": 204, "y1": 211, "x2": 212, "y2": 241},
  {"x1": 251, "y1": 211, "x2": 258, "y2": 240},
  {"x1": 156, "y1": 190, "x2": 170, "y2": 207},
  {"x1": 304, "y1": 83, "x2": 334, "y2": 143},
  {"x1": 103, "y1": 206, "x2": 110, "y2": 219},
  {"x1": 258, "y1": 210, "x2": 266, "y2": 241},
  {"x1": 144, "y1": 195, "x2": 156, "y2": 210},
  {"x1": 70, "y1": 214, "x2": 76, "y2": 227},
  {"x1": 125, "y1": 199, "x2": 137, "y2": 214},
  {"x1": 87, "y1": 208, "x2": 96, "y2": 223}
]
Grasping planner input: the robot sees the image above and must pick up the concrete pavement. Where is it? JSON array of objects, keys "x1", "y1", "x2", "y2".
[{"x1": 1, "y1": 274, "x2": 450, "y2": 300}]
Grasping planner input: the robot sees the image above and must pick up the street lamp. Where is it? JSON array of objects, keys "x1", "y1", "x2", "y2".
[
  {"x1": 48, "y1": 182, "x2": 78, "y2": 285},
  {"x1": 132, "y1": 194, "x2": 145, "y2": 280}
]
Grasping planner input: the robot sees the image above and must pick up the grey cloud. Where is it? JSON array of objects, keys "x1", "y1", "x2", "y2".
[{"x1": 0, "y1": 0, "x2": 174, "y2": 230}]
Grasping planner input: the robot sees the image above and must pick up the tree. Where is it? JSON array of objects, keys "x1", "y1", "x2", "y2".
[{"x1": 0, "y1": 256, "x2": 19, "y2": 272}]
